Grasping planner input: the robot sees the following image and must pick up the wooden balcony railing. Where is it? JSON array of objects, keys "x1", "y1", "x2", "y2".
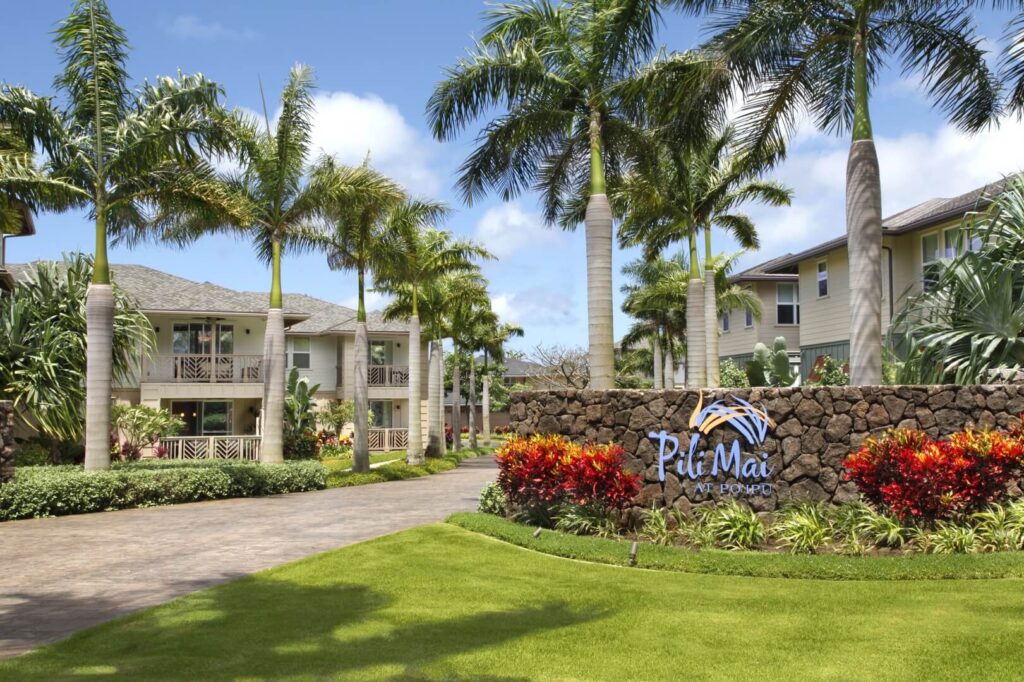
[
  {"x1": 161, "y1": 435, "x2": 261, "y2": 460},
  {"x1": 368, "y1": 365, "x2": 409, "y2": 387},
  {"x1": 368, "y1": 428, "x2": 408, "y2": 451},
  {"x1": 143, "y1": 354, "x2": 263, "y2": 383}
]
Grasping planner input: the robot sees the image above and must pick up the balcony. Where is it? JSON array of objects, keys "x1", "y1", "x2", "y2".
[
  {"x1": 143, "y1": 354, "x2": 263, "y2": 383},
  {"x1": 368, "y1": 365, "x2": 409, "y2": 387}
]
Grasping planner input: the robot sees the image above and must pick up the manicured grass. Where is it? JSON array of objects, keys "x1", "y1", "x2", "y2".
[
  {"x1": 449, "y1": 512, "x2": 1024, "y2": 581},
  {"x1": 324, "y1": 448, "x2": 491, "y2": 488},
  {"x1": 3, "y1": 523, "x2": 1023, "y2": 681}
]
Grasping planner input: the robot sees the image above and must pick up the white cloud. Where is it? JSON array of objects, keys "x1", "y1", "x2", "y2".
[
  {"x1": 167, "y1": 16, "x2": 259, "y2": 41},
  {"x1": 492, "y1": 288, "x2": 577, "y2": 326},
  {"x1": 474, "y1": 203, "x2": 561, "y2": 258},
  {"x1": 307, "y1": 92, "x2": 440, "y2": 195}
]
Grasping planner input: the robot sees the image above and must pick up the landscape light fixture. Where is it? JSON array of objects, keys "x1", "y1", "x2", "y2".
[
  {"x1": 532, "y1": 527, "x2": 542, "y2": 538},
  {"x1": 629, "y1": 542, "x2": 638, "y2": 567}
]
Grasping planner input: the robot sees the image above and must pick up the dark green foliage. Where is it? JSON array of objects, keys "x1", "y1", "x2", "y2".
[
  {"x1": 284, "y1": 429, "x2": 320, "y2": 460},
  {"x1": 477, "y1": 481, "x2": 508, "y2": 516},
  {"x1": 745, "y1": 336, "x2": 797, "y2": 387},
  {"x1": 0, "y1": 460, "x2": 325, "y2": 521}
]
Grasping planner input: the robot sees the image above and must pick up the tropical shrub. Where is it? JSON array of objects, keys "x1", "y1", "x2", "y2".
[
  {"x1": 696, "y1": 500, "x2": 767, "y2": 550},
  {"x1": 554, "y1": 503, "x2": 619, "y2": 538},
  {"x1": 13, "y1": 441, "x2": 50, "y2": 467},
  {"x1": 639, "y1": 506, "x2": 676, "y2": 545},
  {"x1": 496, "y1": 435, "x2": 640, "y2": 525},
  {"x1": 477, "y1": 482, "x2": 508, "y2": 516},
  {"x1": 806, "y1": 355, "x2": 849, "y2": 386},
  {"x1": 0, "y1": 460, "x2": 326, "y2": 521},
  {"x1": 771, "y1": 503, "x2": 834, "y2": 554},
  {"x1": 718, "y1": 359, "x2": 751, "y2": 388},
  {"x1": 923, "y1": 522, "x2": 980, "y2": 554},
  {"x1": 844, "y1": 427, "x2": 1024, "y2": 521},
  {"x1": 285, "y1": 368, "x2": 321, "y2": 437},
  {"x1": 317, "y1": 400, "x2": 354, "y2": 436},
  {"x1": 284, "y1": 428, "x2": 320, "y2": 460},
  {"x1": 111, "y1": 404, "x2": 184, "y2": 461}
]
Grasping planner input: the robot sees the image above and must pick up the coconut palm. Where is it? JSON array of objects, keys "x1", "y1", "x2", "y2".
[
  {"x1": 702, "y1": 0, "x2": 998, "y2": 384},
  {"x1": 427, "y1": 0, "x2": 678, "y2": 390},
  {"x1": 0, "y1": 0, "x2": 232, "y2": 469},
  {"x1": 457, "y1": 305, "x2": 499, "y2": 450},
  {"x1": 617, "y1": 125, "x2": 789, "y2": 388},
  {"x1": 375, "y1": 226, "x2": 490, "y2": 464}
]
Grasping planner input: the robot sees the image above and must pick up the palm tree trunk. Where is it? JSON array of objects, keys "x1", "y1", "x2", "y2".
[
  {"x1": 585, "y1": 108, "x2": 614, "y2": 390},
  {"x1": 353, "y1": 265, "x2": 370, "y2": 472},
  {"x1": 468, "y1": 354, "x2": 478, "y2": 449},
  {"x1": 652, "y1": 335, "x2": 663, "y2": 389},
  {"x1": 664, "y1": 344, "x2": 674, "y2": 389},
  {"x1": 704, "y1": 269, "x2": 720, "y2": 388},
  {"x1": 686, "y1": 228, "x2": 706, "y2": 388},
  {"x1": 437, "y1": 342, "x2": 446, "y2": 454},
  {"x1": 451, "y1": 347, "x2": 462, "y2": 452},
  {"x1": 84, "y1": 283, "x2": 114, "y2": 470},
  {"x1": 847, "y1": 29, "x2": 883, "y2": 386},
  {"x1": 482, "y1": 372, "x2": 491, "y2": 448},
  {"x1": 407, "y1": 314, "x2": 423, "y2": 465},
  {"x1": 262, "y1": 240, "x2": 286, "y2": 464},
  {"x1": 426, "y1": 339, "x2": 441, "y2": 457}
]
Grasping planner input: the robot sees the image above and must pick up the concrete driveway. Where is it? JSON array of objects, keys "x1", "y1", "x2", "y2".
[{"x1": 0, "y1": 456, "x2": 497, "y2": 658}]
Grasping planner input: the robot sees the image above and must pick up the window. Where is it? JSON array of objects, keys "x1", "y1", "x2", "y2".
[
  {"x1": 922, "y1": 232, "x2": 941, "y2": 290},
  {"x1": 776, "y1": 283, "x2": 800, "y2": 325},
  {"x1": 816, "y1": 260, "x2": 829, "y2": 298},
  {"x1": 169, "y1": 400, "x2": 233, "y2": 436},
  {"x1": 368, "y1": 400, "x2": 393, "y2": 428},
  {"x1": 943, "y1": 227, "x2": 961, "y2": 259},
  {"x1": 370, "y1": 340, "x2": 393, "y2": 366},
  {"x1": 721, "y1": 312, "x2": 730, "y2": 332},
  {"x1": 288, "y1": 337, "x2": 310, "y2": 369},
  {"x1": 744, "y1": 309, "x2": 754, "y2": 328},
  {"x1": 172, "y1": 323, "x2": 231, "y2": 355}
]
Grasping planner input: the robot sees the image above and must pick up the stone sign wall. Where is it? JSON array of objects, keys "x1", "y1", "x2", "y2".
[
  {"x1": 509, "y1": 385, "x2": 1024, "y2": 514},
  {"x1": 0, "y1": 401, "x2": 14, "y2": 483}
]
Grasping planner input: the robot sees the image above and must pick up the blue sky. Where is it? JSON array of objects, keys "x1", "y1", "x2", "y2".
[{"x1": 2, "y1": 1, "x2": 1021, "y2": 353}]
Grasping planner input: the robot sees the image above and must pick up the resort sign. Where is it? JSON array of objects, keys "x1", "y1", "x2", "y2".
[{"x1": 648, "y1": 393, "x2": 776, "y2": 497}]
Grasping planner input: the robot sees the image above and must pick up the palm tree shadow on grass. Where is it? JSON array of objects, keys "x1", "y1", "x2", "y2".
[{"x1": 8, "y1": 578, "x2": 607, "y2": 680}]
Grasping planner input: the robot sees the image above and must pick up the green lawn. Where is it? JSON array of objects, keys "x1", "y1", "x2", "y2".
[
  {"x1": 3, "y1": 524, "x2": 1023, "y2": 681},
  {"x1": 322, "y1": 448, "x2": 490, "y2": 488}
]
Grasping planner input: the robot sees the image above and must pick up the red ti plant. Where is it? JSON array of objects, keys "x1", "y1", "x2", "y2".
[{"x1": 844, "y1": 426, "x2": 1024, "y2": 521}]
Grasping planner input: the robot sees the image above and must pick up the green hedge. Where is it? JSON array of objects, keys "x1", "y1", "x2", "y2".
[
  {"x1": 0, "y1": 460, "x2": 326, "y2": 521},
  {"x1": 447, "y1": 512, "x2": 1024, "y2": 581}
]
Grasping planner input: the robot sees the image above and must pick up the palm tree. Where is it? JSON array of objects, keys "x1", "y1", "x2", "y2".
[
  {"x1": 383, "y1": 269, "x2": 490, "y2": 457},
  {"x1": 296, "y1": 160, "x2": 413, "y2": 472},
  {"x1": 375, "y1": 226, "x2": 490, "y2": 464},
  {"x1": 703, "y1": 0, "x2": 998, "y2": 384},
  {"x1": 445, "y1": 283, "x2": 494, "y2": 452},
  {"x1": 0, "y1": 0, "x2": 231, "y2": 469},
  {"x1": 459, "y1": 306, "x2": 499, "y2": 450},
  {"x1": 154, "y1": 66, "x2": 397, "y2": 465},
  {"x1": 621, "y1": 251, "x2": 761, "y2": 386},
  {"x1": 477, "y1": 321, "x2": 525, "y2": 446},
  {"x1": 617, "y1": 126, "x2": 789, "y2": 388},
  {"x1": 427, "y1": 0, "x2": 673, "y2": 390}
]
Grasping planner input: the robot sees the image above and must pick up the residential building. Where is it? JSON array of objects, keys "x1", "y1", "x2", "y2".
[
  {"x1": 0, "y1": 204, "x2": 35, "y2": 292},
  {"x1": 9, "y1": 263, "x2": 429, "y2": 456},
  {"x1": 717, "y1": 254, "x2": 801, "y2": 369},
  {"x1": 759, "y1": 177, "x2": 1006, "y2": 378}
]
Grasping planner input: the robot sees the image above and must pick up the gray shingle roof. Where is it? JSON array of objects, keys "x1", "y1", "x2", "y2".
[{"x1": 6, "y1": 262, "x2": 410, "y2": 335}]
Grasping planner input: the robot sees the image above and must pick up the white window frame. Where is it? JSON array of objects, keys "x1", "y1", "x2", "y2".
[
  {"x1": 921, "y1": 231, "x2": 941, "y2": 291},
  {"x1": 287, "y1": 337, "x2": 311, "y2": 369},
  {"x1": 816, "y1": 259, "x2": 829, "y2": 298},
  {"x1": 776, "y1": 283, "x2": 800, "y2": 326}
]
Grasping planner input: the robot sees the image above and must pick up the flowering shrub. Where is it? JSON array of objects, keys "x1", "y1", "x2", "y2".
[
  {"x1": 496, "y1": 435, "x2": 639, "y2": 524},
  {"x1": 844, "y1": 427, "x2": 1024, "y2": 521}
]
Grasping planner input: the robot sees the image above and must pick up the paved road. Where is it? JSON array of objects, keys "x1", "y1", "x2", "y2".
[{"x1": 0, "y1": 456, "x2": 497, "y2": 658}]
